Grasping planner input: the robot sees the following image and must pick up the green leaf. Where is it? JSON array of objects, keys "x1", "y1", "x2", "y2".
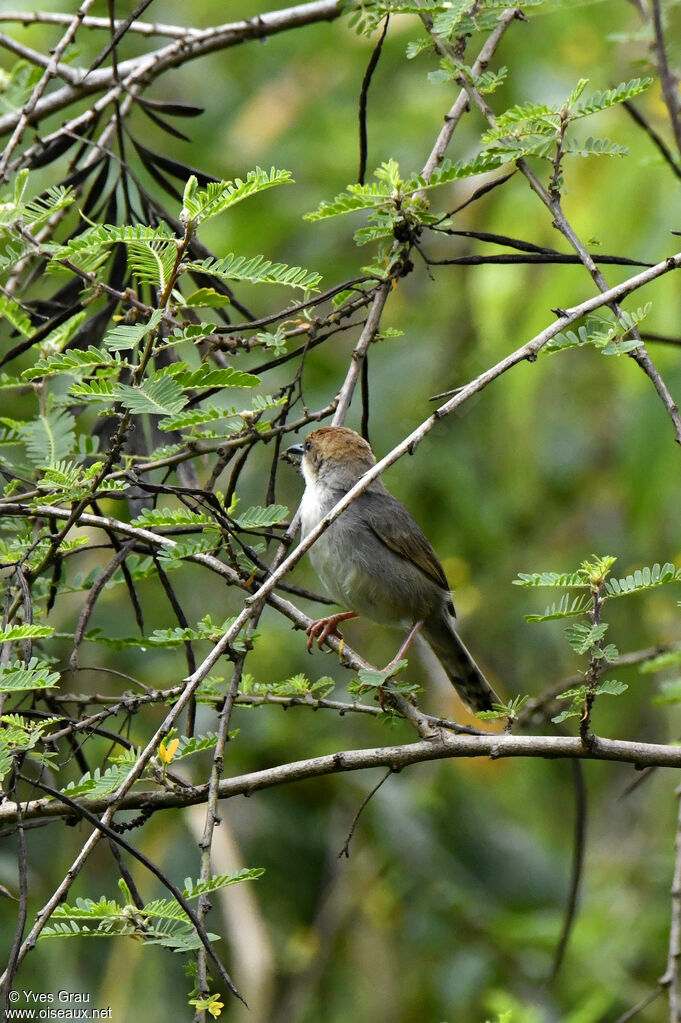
[
  {"x1": 525, "y1": 594, "x2": 593, "y2": 622},
  {"x1": 20, "y1": 408, "x2": 76, "y2": 466},
  {"x1": 157, "y1": 401, "x2": 266, "y2": 432},
  {"x1": 552, "y1": 678, "x2": 627, "y2": 723},
  {"x1": 130, "y1": 507, "x2": 214, "y2": 529},
  {"x1": 45, "y1": 222, "x2": 174, "y2": 260},
  {"x1": 234, "y1": 504, "x2": 288, "y2": 528},
  {"x1": 564, "y1": 621, "x2": 608, "y2": 654},
  {"x1": 182, "y1": 868, "x2": 264, "y2": 899},
  {"x1": 0, "y1": 624, "x2": 55, "y2": 641},
  {"x1": 513, "y1": 570, "x2": 589, "y2": 588},
  {"x1": 180, "y1": 287, "x2": 230, "y2": 309},
  {"x1": 62, "y1": 752, "x2": 139, "y2": 798},
  {"x1": 173, "y1": 364, "x2": 260, "y2": 390},
  {"x1": 102, "y1": 310, "x2": 163, "y2": 351},
  {"x1": 597, "y1": 678, "x2": 628, "y2": 696},
  {"x1": 563, "y1": 136, "x2": 629, "y2": 158},
  {"x1": 0, "y1": 657, "x2": 60, "y2": 693},
  {"x1": 117, "y1": 377, "x2": 187, "y2": 416},
  {"x1": 573, "y1": 77, "x2": 653, "y2": 118},
  {"x1": 22, "y1": 346, "x2": 118, "y2": 380},
  {"x1": 405, "y1": 151, "x2": 509, "y2": 192},
  {"x1": 174, "y1": 733, "x2": 219, "y2": 758},
  {"x1": 304, "y1": 186, "x2": 392, "y2": 221},
  {"x1": 0, "y1": 295, "x2": 32, "y2": 337},
  {"x1": 350, "y1": 660, "x2": 417, "y2": 696},
  {"x1": 68, "y1": 379, "x2": 117, "y2": 403},
  {"x1": 184, "y1": 254, "x2": 321, "y2": 291},
  {"x1": 181, "y1": 168, "x2": 293, "y2": 225},
  {"x1": 476, "y1": 695, "x2": 529, "y2": 721},
  {"x1": 23, "y1": 184, "x2": 75, "y2": 227},
  {"x1": 127, "y1": 239, "x2": 177, "y2": 290},
  {"x1": 605, "y1": 563, "x2": 681, "y2": 597}
]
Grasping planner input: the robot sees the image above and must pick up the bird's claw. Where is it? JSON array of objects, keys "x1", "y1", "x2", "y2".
[
  {"x1": 306, "y1": 617, "x2": 345, "y2": 653},
  {"x1": 305, "y1": 611, "x2": 358, "y2": 654}
]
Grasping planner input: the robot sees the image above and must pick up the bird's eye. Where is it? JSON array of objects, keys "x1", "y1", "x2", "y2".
[{"x1": 303, "y1": 440, "x2": 311, "y2": 452}]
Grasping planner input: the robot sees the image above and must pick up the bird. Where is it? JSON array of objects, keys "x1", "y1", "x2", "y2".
[{"x1": 287, "y1": 425, "x2": 501, "y2": 713}]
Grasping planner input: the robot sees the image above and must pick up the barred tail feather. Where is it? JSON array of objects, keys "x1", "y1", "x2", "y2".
[{"x1": 422, "y1": 616, "x2": 500, "y2": 713}]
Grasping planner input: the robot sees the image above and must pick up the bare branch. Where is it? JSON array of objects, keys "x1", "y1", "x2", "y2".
[{"x1": 6, "y1": 731, "x2": 681, "y2": 827}]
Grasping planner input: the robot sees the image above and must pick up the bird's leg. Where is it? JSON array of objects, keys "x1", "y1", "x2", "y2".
[
  {"x1": 376, "y1": 620, "x2": 425, "y2": 708},
  {"x1": 383, "y1": 620, "x2": 424, "y2": 674},
  {"x1": 306, "y1": 611, "x2": 358, "y2": 653}
]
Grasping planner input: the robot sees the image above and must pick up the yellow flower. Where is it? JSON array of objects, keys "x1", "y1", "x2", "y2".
[
  {"x1": 158, "y1": 737, "x2": 180, "y2": 764},
  {"x1": 189, "y1": 995, "x2": 224, "y2": 1018}
]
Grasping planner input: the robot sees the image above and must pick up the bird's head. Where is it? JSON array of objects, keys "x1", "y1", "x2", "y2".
[{"x1": 287, "y1": 426, "x2": 376, "y2": 489}]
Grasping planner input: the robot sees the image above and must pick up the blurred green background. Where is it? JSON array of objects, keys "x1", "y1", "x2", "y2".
[{"x1": 2, "y1": 1, "x2": 681, "y2": 1020}]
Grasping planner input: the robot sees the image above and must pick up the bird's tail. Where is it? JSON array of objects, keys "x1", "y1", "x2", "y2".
[{"x1": 422, "y1": 615, "x2": 501, "y2": 713}]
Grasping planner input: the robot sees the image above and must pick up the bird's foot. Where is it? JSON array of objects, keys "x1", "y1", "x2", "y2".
[{"x1": 306, "y1": 611, "x2": 358, "y2": 653}]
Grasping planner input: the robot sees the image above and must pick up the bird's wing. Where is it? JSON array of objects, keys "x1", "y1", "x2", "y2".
[{"x1": 363, "y1": 492, "x2": 450, "y2": 592}]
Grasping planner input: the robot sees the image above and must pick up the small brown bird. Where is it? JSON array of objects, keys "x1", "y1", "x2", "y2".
[{"x1": 288, "y1": 426, "x2": 501, "y2": 713}]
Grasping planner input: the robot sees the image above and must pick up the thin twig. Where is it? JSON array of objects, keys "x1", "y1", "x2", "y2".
[
  {"x1": 338, "y1": 768, "x2": 393, "y2": 858},
  {"x1": 623, "y1": 98, "x2": 681, "y2": 180},
  {"x1": 357, "y1": 16, "x2": 390, "y2": 185},
  {"x1": 548, "y1": 759, "x2": 587, "y2": 982},
  {"x1": 612, "y1": 987, "x2": 664, "y2": 1023},
  {"x1": 650, "y1": 0, "x2": 681, "y2": 157},
  {"x1": 660, "y1": 788, "x2": 681, "y2": 1020}
]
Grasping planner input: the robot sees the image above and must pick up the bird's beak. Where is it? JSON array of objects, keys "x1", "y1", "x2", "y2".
[{"x1": 283, "y1": 442, "x2": 304, "y2": 464}]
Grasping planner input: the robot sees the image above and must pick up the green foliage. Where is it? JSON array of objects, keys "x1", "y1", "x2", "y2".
[
  {"x1": 519, "y1": 553, "x2": 681, "y2": 725},
  {"x1": 564, "y1": 622, "x2": 618, "y2": 661},
  {"x1": 131, "y1": 507, "x2": 215, "y2": 530},
  {"x1": 347, "y1": 659, "x2": 421, "y2": 696},
  {"x1": 80, "y1": 615, "x2": 247, "y2": 651},
  {"x1": 0, "y1": 713, "x2": 61, "y2": 784},
  {"x1": 18, "y1": 407, "x2": 76, "y2": 467},
  {"x1": 552, "y1": 679, "x2": 628, "y2": 724},
  {"x1": 428, "y1": 58, "x2": 508, "y2": 95},
  {"x1": 0, "y1": 295, "x2": 32, "y2": 336},
  {"x1": 0, "y1": 657, "x2": 60, "y2": 693},
  {"x1": 305, "y1": 154, "x2": 507, "y2": 259},
  {"x1": 181, "y1": 168, "x2": 292, "y2": 225},
  {"x1": 41, "y1": 869, "x2": 263, "y2": 953},
  {"x1": 605, "y1": 563, "x2": 681, "y2": 597},
  {"x1": 524, "y1": 594, "x2": 594, "y2": 622},
  {"x1": 61, "y1": 750, "x2": 140, "y2": 798},
  {"x1": 242, "y1": 672, "x2": 336, "y2": 698},
  {"x1": 102, "y1": 311, "x2": 164, "y2": 352},
  {"x1": 513, "y1": 571, "x2": 590, "y2": 588},
  {"x1": 0, "y1": 624, "x2": 55, "y2": 641},
  {"x1": 233, "y1": 503, "x2": 288, "y2": 528},
  {"x1": 479, "y1": 76, "x2": 651, "y2": 173},
  {"x1": 22, "y1": 346, "x2": 119, "y2": 380},
  {"x1": 181, "y1": 869, "x2": 264, "y2": 898},
  {"x1": 545, "y1": 305, "x2": 650, "y2": 357},
  {"x1": 184, "y1": 253, "x2": 322, "y2": 291},
  {"x1": 476, "y1": 695, "x2": 529, "y2": 721},
  {"x1": 0, "y1": 169, "x2": 74, "y2": 233},
  {"x1": 117, "y1": 376, "x2": 187, "y2": 416}
]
